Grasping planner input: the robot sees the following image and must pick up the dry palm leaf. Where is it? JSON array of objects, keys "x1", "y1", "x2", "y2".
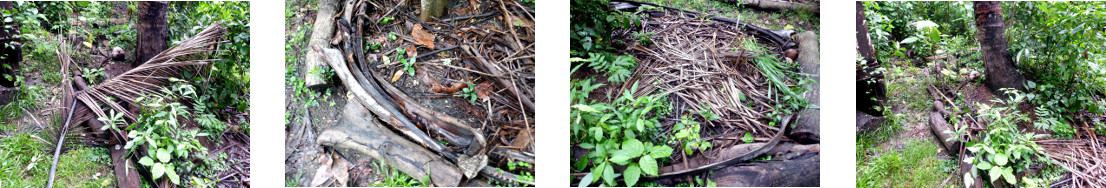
[{"x1": 73, "y1": 23, "x2": 225, "y2": 123}]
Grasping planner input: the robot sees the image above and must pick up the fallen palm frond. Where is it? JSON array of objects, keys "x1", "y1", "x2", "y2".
[
  {"x1": 622, "y1": 11, "x2": 780, "y2": 135},
  {"x1": 46, "y1": 23, "x2": 225, "y2": 188},
  {"x1": 73, "y1": 23, "x2": 224, "y2": 123},
  {"x1": 1039, "y1": 139, "x2": 1106, "y2": 187}
]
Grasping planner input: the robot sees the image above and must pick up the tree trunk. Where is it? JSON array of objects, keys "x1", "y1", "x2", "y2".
[
  {"x1": 420, "y1": 0, "x2": 447, "y2": 22},
  {"x1": 135, "y1": 1, "x2": 169, "y2": 67},
  {"x1": 0, "y1": 2, "x2": 21, "y2": 87},
  {"x1": 973, "y1": 2, "x2": 1026, "y2": 92},
  {"x1": 856, "y1": 2, "x2": 886, "y2": 116}
]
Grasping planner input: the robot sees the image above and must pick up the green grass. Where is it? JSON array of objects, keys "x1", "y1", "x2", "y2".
[
  {"x1": 857, "y1": 138, "x2": 956, "y2": 188},
  {"x1": 371, "y1": 161, "x2": 430, "y2": 187},
  {"x1": 0, "y1": 133, "x2": 115, "y2": 187}
]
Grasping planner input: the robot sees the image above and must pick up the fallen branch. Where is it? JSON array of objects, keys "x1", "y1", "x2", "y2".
[
  {"x1": 719, "y1": 0, "x2": 818, "y2": 13},
  {"x1": 651, "y1": 114, "x2": 792, "y2": 179},
  {"x1": 317, "y1": 101, "x2": 463, "y2": 187}
]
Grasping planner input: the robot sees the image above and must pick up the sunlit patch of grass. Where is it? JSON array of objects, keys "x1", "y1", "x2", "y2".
[
  {"x1": 857, "y1": 138, "x2": 956, "y2": 188},
  {"x1": 0, "y1": 133, "x2": 115, "y2": 187}
]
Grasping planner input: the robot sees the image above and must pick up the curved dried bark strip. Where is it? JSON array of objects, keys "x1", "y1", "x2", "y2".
[
  {"x1": 650, "y1": 114, "x2": 791, "y2": 179},
  {"x1": 368, "y1": 67, "x2": 488, "y2": 156},
  {"x1": 317, "y1": 102, "x2": 462, "y2": 187}
]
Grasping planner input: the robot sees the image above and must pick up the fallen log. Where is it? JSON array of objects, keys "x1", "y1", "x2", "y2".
[
  {"x1": 927, "y1": 112, "x2": 960, "y2": 157},
  {"x1": 317, "y1": 101, "x2": 463, "y2": 187},
  {"x1": 304, "y1": 0, "x2": 339, "y2": 88},
  {"x1": 708, "y1": 149, "x2": 819, "y2": 187},
  {"x1": 109, "y1": 144, "x2": 141, "y2": 188},
  {"x1": 856, "y1": 111, "x2": 884, "y2": 134},
  {"x1": 720, "y1": 0, "x2": 819, "y2": 13},
  {"x1": 790, "y1": 31, "x2": 818, "y2": 144}
]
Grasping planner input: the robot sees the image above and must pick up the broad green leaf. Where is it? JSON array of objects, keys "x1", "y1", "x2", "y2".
[
  {"x1": 602, "y1": 162, "x2": 615, "y2": 186},
  {"x1": 152, "y1": 163, "x2": 166, "y2": 179},
  {"x1": 138, "y1": 157, "x2": 154, "y2": 166},
  {"x1": 976, "y1": 161, "x2": 993, "y2": 170},
  {"x1": 572, "y1": 104, "x2": 599, "y2": 113},
  {"x1": 649, "y1": 145, "x2": 674, "y2": 159},
  {"x1": 639, "y1": 156, "x2": 658, "y2": 176},
  {"x1": 989, "y1": 167, "x2": 1001, "y2": 183},
  {"x1": 157, "y1": 148, "x2": 172, "y2": 163},
  {"x1": 994, "y1": 152, "x2": 1008, "y2": 166},
  {"x1": 590, "y1": 127, "x2": 603, "y2": 142},
  {"x1": 623, "y1": 139, "x2": 645, "y2": 158},
  {"x1": 579, "y1": 143, "x2": 595, "y2": 149},
  {"x1": 166, "y1": 167, "x2": 180, "y2": 184},
  {"x1": 577, "y1": 172, "x2": 594, "y2": 187},
  {"x1": 609, "y1": 150, "x2": 635, "y2": 165},
  {"x1": 900, "y1": 36, "x2": 920, "y2": 44},
  {"x1": 623, "y1": 165, "x2": 641, "y2": 187},
  {"x1": 1002, "y1": 167, "x2": 1015, "y2": 184},
  {"x1": 592, "y1": 163, "x2": 606, "y2": 184}
]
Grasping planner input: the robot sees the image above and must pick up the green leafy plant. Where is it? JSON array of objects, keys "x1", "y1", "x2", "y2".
[
  {"x1": 570, "y1": 53, "x2": 636, "y2": 84},
  {"x1": 962, "y1": 89, "x2": 1048, "y2": 187},
  {"x1": 80, "y1": 67, "x2": 105, "y2": 84},
  {"x1": 571, "y1": 81, "x2": 674, "y2": 187},
  {"x1": 379, "y1": 17, "x2": 394, "y2": 24},
  {"x1": 456, "y1": 84, "x2": 477, "y2": 102},
  {"x1": 670, "y1": 115, "x2": 712, "y2": 156}
]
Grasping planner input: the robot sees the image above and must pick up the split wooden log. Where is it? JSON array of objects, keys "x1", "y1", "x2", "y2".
[
  {"x1": 790, "y1": 31, "x2": 818, "y2": 144},
  {"x1": 317, "y1": 101, "x2": 463, "y2": 187},
  {"x1": 304, "y1": 0, "x2": 339, "y2": 88},
  {"x1": 708, "y1": 147, "x2": 819, "y2": 187},
  {"x1": 856, "y1": 111, "x2": 884, "y2": 134},
  {"x1": 721, "y1": 0, "x2": 818, "y2": 13},
  {"x1": 110, "y1": 144, "x2": 141, "y2": 188},
  {"x1": 928, "y1": 112, "x2": 960, "y2": 157}
]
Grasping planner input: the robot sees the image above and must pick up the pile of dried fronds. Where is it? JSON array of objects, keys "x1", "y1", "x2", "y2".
[
  {"x1": 1039, "y1": 139, "x2": 1106, "y2": 187},
  {"x1": 623, "y1": 10, "x2": 785, "y2": 135}
]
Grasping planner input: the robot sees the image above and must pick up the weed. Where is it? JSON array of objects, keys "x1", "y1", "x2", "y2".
[{"x1": 456, "y1": 84, "x2": 478, "y2": 102}]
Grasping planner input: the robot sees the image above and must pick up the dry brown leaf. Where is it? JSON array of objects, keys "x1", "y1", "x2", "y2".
[
  {"x1": 509, "y1": 15, "x2": 533, "y2": 28},
  {"x1": 391, "y1": 70, "x2": 405, "y2": 83},
  {"x1": 405, "y1": 46, "x2": 418, "y2": 58},
  {"x1": 331, "y1": 155, "x2": 350, "y2": 187},
  {"x1": 476, "y1": 82, "x2": 493, "y2": 102},
  {"x1": 511, "y1": 129, "x2": 532, "y2": 149},
  {"x1": 412, "y1": 24, "x2": 435, "y2": 49},
  {"x1": 310, "y1": 154, "x2": 334, "y2": 186},
  {"x1": 381, "y1": 54, "x2": 391, "y2": 66}
]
